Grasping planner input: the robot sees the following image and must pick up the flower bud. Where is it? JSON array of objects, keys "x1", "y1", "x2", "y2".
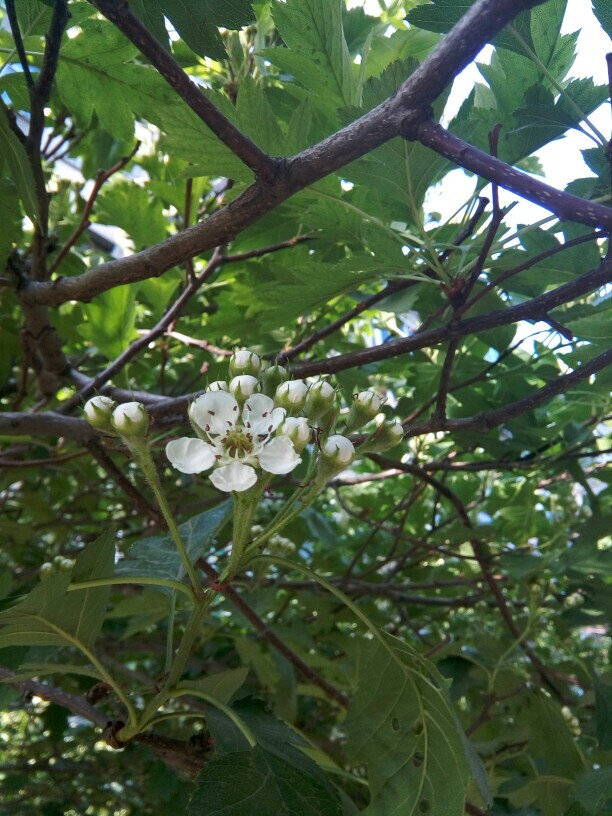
[
  {"x1": 344, "y1": 390, "x2": 383, "y2": 432},
  {"x1": 561, "y1": 706, "x2": 572, "y2": 721},
  {"x1": 278, "y1": 416, "x2": 311, "y2": 453},
  {"x1": 208, "y1": 380, "x2": 229, "y2": 392},
  {"x1": 59, "y1": 558, "x2": 75, "y2": 572},
  {"x1": 359, "y1": 419, "x2": 404, "y2": 453},
  {"x1": 83, "y1": 395, "x2": 116, "y2": 431},
  {"x1": 229, "y1": 349, "x2": 261, "y2": 377},
  {"x1": 40, "y1": 562, "x2": 54, "y2": 580},
  {"x1": 260, "y1": 363, "x2": 288, "y2": 397},
  {"x1": 229, "y1": 375, "x2": 259, "y2": 403},
  {"x1": 275, "y1": 380, "x2": 308, "y2": 412},
  {"x1": 53, "y1": 555, "x2": 65, "y2": 567},
  {"x1": 111, "y1": 402, "x2": 149, "y2": 437},
  {"x1": 318, "y1": 434, "x2": 355, "y2": 478},
  {"x1": 304, "y1": 380, "x2": 336, "y2": 421},
  {"x1": 268, "y1": 534, "x2": 296, "y2": 555}
]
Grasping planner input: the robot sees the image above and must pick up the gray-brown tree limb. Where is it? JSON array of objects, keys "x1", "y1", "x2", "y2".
[{"x1": 19, "y1": 0, "x2": 572, "y2": 311}]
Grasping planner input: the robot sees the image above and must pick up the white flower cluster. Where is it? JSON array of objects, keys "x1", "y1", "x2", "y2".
[
  {"x1": 83, "y1": 349, "x2": 405, "y2": 495},
  {"x1": 164, "y1": 350, "x2": 350, "y2": 493}
]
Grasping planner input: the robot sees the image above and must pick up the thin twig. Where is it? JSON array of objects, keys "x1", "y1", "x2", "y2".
[
  {"x1": 49, "y1": 142, "x2": 141, "y2": 275},
  {"x1": 198, "y1": 560, "x2": 350, "y2": 709}
]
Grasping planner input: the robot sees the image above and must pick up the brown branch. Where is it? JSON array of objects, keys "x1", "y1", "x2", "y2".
[
  {"x1": 22, "y1": 0, "x2": 551, "y2": 308},
  {"x1": 88, "y1": 0, "x2": 276, "y2": 182},
  {"x1": 5, "y1": 2, "x2": 33, "y2": 87},
  {"x1": 49, "y1": 141, "x2": 141, "y2": 275},
  {"x1": 0, "y1": 665, "x2": 207, "y2": 777},
  {"x1": 59, "y1": 248, "x2": 224, "y2": 410},
  {"x1": 434, "y1": 339, "x2": 459, "y2": 420},
  {"x1": 278, "y1": 197, "x2": 489, "y2": 363},
  {"x1": 198, "y1": 560, "x2": 350, "y2": 709},
  {"x1": 86, "y1": 440, "x2": 165, "y2": 527},
  {"x1": 293, "y1": 256, "x2": 612, "y2": 377},
  {"x1": 369, "y1": 457, "x2": 564, "y2": 697},
  {"x1": 464, "y1": 230, "x2": 602, "y2": 312},
  {"x1": 2, "y1": 343, "x2": 609, "y2": 444},
  {"x1": 403, "y1": 346, "x2": 612, "y2": 439},
  {"x1": 28, "y1": 0, "x2": 69, "y2": 154},
  {"x1": 415, "y1": 120, "x2": 612, "y2": 230}
]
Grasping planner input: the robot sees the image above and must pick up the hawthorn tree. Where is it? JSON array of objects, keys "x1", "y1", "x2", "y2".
[{"x1": 0, "y1": 0, "x2": 611, "y2": 813}]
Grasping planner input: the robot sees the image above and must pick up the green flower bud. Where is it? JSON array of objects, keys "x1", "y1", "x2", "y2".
[
  {"x1": 40, "y1": 562, "x2": 54, "y2": 580},
  {"x1": 359, "y1": 419, "x2": 404, "y2": 453},
  {"x1": 111, "y1": 402, "x2": 149, "y2": 438},
  {"x1": 229, "y1": 349, "x2": 261, "y2": 377},
  {"x1": 277, "y1": 416, "x2": 311, "y2": 453},
  {"x1": 275, "y1": 380, "x2": 308, "y2": 413},
  {"x1": 83, "y1": 395, "x2": 116, "y2": 432},
  {"x1": 208, "y1": 380, "x2": 229, "y2": 392},
  {"x1": 229, "y1": 375, "x2": 259, "y2": 404},
  {"x1": 260, "y1": 363, "x2": 288, "y2": 397},
  {"x1": 59, "y1": 558, "x2": 75, "y2": 572},
  {"x1": 318, "y1": 434, "x2": 355, "y2": 478},
  {"x1": 304, "y1": 380, "x2": 336, "y2": 422},
  {"x1": 344, "y1": 390, "x2": 383, "y2": 432},
  {"x1": 53, "y1": 555, "x2": 65, "y2": 567}
]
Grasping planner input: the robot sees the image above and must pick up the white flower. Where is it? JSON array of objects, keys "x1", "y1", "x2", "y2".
[
  {"x1": 323, "y1": 434, "x2": 354, "y2": 464},
  {"x1": 165, "y1": 438, "x2": 215, "y2": 474},
  {"x1": 167, "y1": 391, "x2": 301, "y2": 492},
  {"x1": 111, "y1": 402, "x2": 149, "y2": 436}
]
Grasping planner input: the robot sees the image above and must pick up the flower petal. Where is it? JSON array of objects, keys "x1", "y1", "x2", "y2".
[
  {"x1": 166, "y1": 437, "x2": 215, "y2": 474},
  {"x1": 210, "y1": 461, "x2": 258, "y2": 492},
  {"x1": 258, "y1": 436, "x2": 302, "y2": 475},
  {"x1": 243, "y1": 394, "x2": 285, "y2": 435},
  {"x1": 189, "y1": 391, "x2": 239, "y2": 436}
]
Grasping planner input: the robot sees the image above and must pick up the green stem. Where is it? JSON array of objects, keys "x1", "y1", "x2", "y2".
[
  {"x1": 221, "y1": 490, "x2": 259, "y2": 581},
  {"x1": 508, "y1": 25, "x2": 606, "y2": 146},
  {"x1": 138, "y1": 596, "x2": 214, "y2": 729},
  {"x1": 171, "y1": 688, "x2": 257, "y2": 747},
  {"x1": 43, "y1": 619, "x2": 138, "y2": 727},
  {"x1": 245, "y1": 483, "x2": 322, "y2": 558},
  {"x1": 129, "y1": 440, "x2": 203, "y2": 598},
  {"x1": 68, "y1": 576, "x2": 194, "y2": 601},
  {"x1": 166, "y1": 592, "x2": 176, "y2": 675}
]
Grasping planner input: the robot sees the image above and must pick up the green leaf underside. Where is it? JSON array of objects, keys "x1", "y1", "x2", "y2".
[
  {"x1": 177, "y1": 667, "x2": 250, "y2": 705},
  {"x1": 0, "y1": 528, "x2": 116, "y2": 651},
  {"x1": 116, "y1": 502, "x2": 232, "y2": 590},
  {"x1": 188, "y1": 746, "x2": 343, "y2": 816},
  {"x1": 0, "y1": 102, "x2": 39, "y2": 222}
]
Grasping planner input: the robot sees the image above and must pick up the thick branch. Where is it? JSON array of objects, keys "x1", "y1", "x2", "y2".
[
  {"x1": 22, "y1": 0, "x2": 550, "y2": 308},
  {"x1": 415, "y1": 121, "x2": 612, "y2": 230},
  {"x1": 88, "y1": 0, "x2": 276, "y2": 182}
]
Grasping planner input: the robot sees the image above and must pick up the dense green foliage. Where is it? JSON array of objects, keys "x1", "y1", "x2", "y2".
[{"x1": 0, "y1": 0, "x2": 611, "y2": 814}]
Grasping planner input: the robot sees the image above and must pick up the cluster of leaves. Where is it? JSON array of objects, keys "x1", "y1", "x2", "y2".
[{"x1": 0, "y1": 0, "x2": 611, "y2": 814}]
